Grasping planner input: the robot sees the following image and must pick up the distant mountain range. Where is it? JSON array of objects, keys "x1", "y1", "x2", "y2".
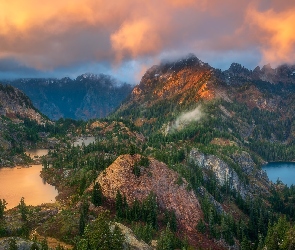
[{"x1": 3, "y1": 73, "x2": 133, "y2": 120}]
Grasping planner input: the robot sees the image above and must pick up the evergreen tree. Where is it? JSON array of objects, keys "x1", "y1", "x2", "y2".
[
  {"x1": 79, "y1": 212, "x2": 86, "y2": 236},
  {"x1": 79, "y1": 201, "x2": 89, "y2": 236},
  {"x1": 164, "y1": 210, "x2": 177, "y2": 232},
  {"x1": 115, "y1": 190, "x2": 123, "y2": 218},
  {"x1": 76, "y1": 211, "x2": 124, "y2": 250},
  {"x1": 9, "y1": 238, "x2": 18, "y2": 250},
  {"x1": 40, "y1": 238, "x2": 49, "y2": 250},
  {"x1": 18, "y1": 197, "x2": 28, "y2": 221},
  {"x1": 92, "y1": 182, "x2": 103, "y2": 206},
  {"x1": 30, "y1": 242, "x2": 40, "y2": 250},
  {"x1": 156, "y1": 224, "x2": 174, "y2": 250},
  {"x1": 0, "y1": 199, "x2": 7, "y2": 219}
]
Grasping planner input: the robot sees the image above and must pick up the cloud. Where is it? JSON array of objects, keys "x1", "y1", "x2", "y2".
[
  {"x1": 166, "y1": 106, "x2": 203, "y2": 133},
  {"x1": 1, "y1": 0, "x2": 295, "y2": 79},
  {"x1": 246, "y1": 5, "x2": 295, "y2": 66},
  {"x1": 111, "y1": 18, "x2": 162, "y2": 61}
]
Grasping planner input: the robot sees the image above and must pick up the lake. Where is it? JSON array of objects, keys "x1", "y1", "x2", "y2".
[
  {"x1": 262, "y1": 162, "x2": 295, "y2": 187},
  {"x1": 0, "y1": 164, "x2": 58, "y2": 209},
  {"x1": 73, "y1": 136, "x2": 96, "y2": 147},
  {"x1": 0, "y1": 138, "x2": 96, "y2": 209}
]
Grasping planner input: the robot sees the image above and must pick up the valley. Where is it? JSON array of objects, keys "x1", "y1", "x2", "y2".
[{"x1": 1, "y1": 54, "x2": 295, "y2": 249}]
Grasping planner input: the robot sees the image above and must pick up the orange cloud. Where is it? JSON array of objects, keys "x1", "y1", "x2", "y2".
[
  {"x1": 1, "y1": 0, "x2": 295, "y2": 76},
  {"x1": 247, "y1": 6, "x2": 295, "y2": 65},
  {"x1": 111, "y1": 19, "x2": 162, "y2": 61}
]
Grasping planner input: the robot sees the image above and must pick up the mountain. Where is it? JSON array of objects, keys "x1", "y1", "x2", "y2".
[
  {"x1": 115, "y1": 54, "x2": 295, "y2": 160},
  {"x1": 5, "y1": 73, "x2": 133, "y2": 120},
  {"x1": 2, "y1": 55, "x2": 295, "y2": 249},
  {"x1": 0, "y1": 83, "x2": 50, "y2": 166}
]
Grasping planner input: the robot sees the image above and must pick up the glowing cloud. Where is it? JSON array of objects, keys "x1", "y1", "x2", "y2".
[
  {"x1": 111, "y1": 19, "x2": 162, "y2": 61},
  {"x1": 1, "y1": 0, "x2": 295, "y2": 79},
  {"x1": 247, "y1": 6, "x2": 295, "y2": 66}
]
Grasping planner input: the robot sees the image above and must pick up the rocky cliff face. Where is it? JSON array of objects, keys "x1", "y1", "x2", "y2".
[
  {"x1": 189, "y1": 149, "x2": 270, "y2": 199},
  {"x1": 93, "y1": 154, "x2": 203, "y2": 232}
]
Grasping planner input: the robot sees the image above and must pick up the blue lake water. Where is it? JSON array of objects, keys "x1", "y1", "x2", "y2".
[{"x1": 262, "y1": 162, "x2": 295, "y2": 186}]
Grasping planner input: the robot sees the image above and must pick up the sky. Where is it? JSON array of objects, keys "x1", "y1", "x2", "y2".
[{"x1": 1, "y1": 0, "x2": 295, "y2": 83}]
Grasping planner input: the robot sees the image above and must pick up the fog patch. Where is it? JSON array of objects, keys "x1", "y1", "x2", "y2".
[{"x1": 165, "y1": 106, "x2": 203, "y2": 134}]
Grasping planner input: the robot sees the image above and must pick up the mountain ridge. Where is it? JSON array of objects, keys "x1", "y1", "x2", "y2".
[{"x1": 4, "y1": 73, "x2": 133, "y2": 120}]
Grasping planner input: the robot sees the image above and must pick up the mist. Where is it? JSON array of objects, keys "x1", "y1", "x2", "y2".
[{"x1": 166, "y1": 106, "x2": 203, "y2": 134}]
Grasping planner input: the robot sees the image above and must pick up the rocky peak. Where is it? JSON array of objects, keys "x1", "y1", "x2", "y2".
[
  {"x1": 125, "y1": 54, "x2": 215, "y2": 112},
  {"x1": 92, "y1": 154, "x2": 203, "y2": 232},
  {"x1": 227, "y1": 63, "x2": 250, "y2": 75}
]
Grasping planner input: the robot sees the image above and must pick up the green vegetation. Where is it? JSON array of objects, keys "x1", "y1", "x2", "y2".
[
  {"x1": 2, "y1": 69, "x2": 295, "y2": 249},
  {"x1": 76, "y1": 211, "x2": 124, "y2": 250},
  {"x1": 0, "y1": 199, "x2": 7, "y2": 220}
]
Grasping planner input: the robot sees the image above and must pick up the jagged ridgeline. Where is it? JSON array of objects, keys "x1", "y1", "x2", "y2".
[
  {"x1": 5, "y1": 73, "x2": 133, "y2": 120},
  {"x1": 114, "y1": 54, "x2": 295, "y2": 161}
]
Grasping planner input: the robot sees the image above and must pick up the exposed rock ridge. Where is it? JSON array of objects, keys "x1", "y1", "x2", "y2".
[
  {"x1": 94, "y1": 154, "x2": 203, "y2": 232},
  {"x1": 189, "y1": 149, "x2": 271, "y2": 198},
  {"x1": 127, "y1": 54, "x2": 215, "y2": 109},
  {"x1": 190, "y1": 149, "x2": 249, "y2": 198}
]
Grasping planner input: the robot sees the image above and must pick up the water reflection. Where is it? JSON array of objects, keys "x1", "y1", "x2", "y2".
[{"x1": 0, "y1": 165, "x2": 58, "y2": 209}]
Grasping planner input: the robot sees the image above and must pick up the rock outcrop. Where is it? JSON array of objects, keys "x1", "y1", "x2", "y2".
[
  {"x1": 114, "y1": 223, "x2": 152, "y2": 250},
  {"x1": 190, "y1": 149, "x2": 249, "y2": 198},
  {"x1": 92, "y1": 154, "x2": 203, "y2": 232},
  {"x1": 189, "y1": 149, "x2": 271, "y2": 199}
]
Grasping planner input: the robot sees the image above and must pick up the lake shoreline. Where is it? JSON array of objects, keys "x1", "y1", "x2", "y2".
[{"x1": 262, "y1": 162, "x2": 295, "y2": 187}]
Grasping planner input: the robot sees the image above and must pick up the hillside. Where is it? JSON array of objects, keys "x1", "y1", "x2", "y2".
[
  {"x1": 0, "y1": 84, "x2": 52, "y2": 166},
  {"x1": 5, "y1": 74, "x2": 133, "y2": 120},
  {"x1": 115, "y1": 54, "x2": 295, "y2": 161},
  {"x1": 2, "y1": 55, "x2": 295, "y2": 249}
]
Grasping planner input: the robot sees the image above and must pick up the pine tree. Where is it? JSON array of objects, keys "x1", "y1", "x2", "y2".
[
  {"x1": 76, "y1": 211, "x2": 124, "y2": 250},
  {"x1": 92, "y1": 182, "x2": 103, "y2": 206},
  {"x1": 18, "y1": 197, "x2": 28, "y2": 221},
  {"x1": 115, "y1": 190, "x2": 123, "y2": 218},
  {"x1": 0, "y1": 199, "x2": 7, "y2": 219},
  {"x1": 30, "y1": 242, "x2": 40, "y2": 250},
  {"x1": 157, "y1": 224, "x2": 174, "y2": 250},
  {"x1": 9, "y1": 238, "x2": 18, "y2": 250},
  {"x1": 79, "y1": 211, "x2": 86, "y2": 236},
  {"x1": 40, "y1": 238, "x2": 49, "y2": 250}
]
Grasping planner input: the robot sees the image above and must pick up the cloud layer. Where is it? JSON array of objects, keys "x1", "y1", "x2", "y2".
[{"x1": 1, "y1": 0, "x2": 295, "y2": 79}]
